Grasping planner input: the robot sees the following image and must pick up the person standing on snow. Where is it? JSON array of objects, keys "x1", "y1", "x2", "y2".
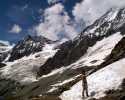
[{"x1": 81, "y1": 69, "x2": 89, "y2": 98}]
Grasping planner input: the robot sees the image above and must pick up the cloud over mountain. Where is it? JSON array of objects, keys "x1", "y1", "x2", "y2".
[
  {"x1": 73, "y1": 0, "x2": 125, "y2": 25},
  {"x1": 34, "y1": 3, "x2": 77, "y2": 40},
  {"x1": 32, "y1": 0, "x2": 125, "y2": 41}
]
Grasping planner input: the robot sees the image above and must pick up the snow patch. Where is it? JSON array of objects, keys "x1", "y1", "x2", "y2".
[
  {"x1": 0, "y1": 44, "x2": 57, "y2": 85},
  {"x1": 60, "y1": 58, "x2": 125, "y2": 100},
  {"x1": 72, "y1": 32, "x2": 122, "y2": 68}
]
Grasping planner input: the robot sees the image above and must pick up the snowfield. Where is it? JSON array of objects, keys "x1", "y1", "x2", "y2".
[
  {"x1": 0, "y1": 32, "x2": 122, "y2": 86},
  {"x1": 72, "y1": 32, "x2": 122, "y2": 68},
  {"x1": 46, "y1": 32, "x2": 123, "y2": 78},
  {"x1": 60, "y1": 58, "x2": 125, "y2": 100},
  {"x1": 46, "y1": 32, "x2": 123, "y2": 93},
  {"x1": 0, "y1": 32, "x2": 124, "y2": 98},
  {"x1": 54, "y1": 33, "x2": 125, "y2": 100},
  {"x1": 0, "y1": 44, "x2": 57, "y2": 85}
]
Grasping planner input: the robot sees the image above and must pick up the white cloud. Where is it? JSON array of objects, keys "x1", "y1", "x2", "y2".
[
  {"x1": 21, "y1": 4, "x2": 28, "y2": 11},
  {"x1": 73, "y1": 0, "x2": 125, "y2": 25},
  {"x1": 34, "y1": 3, "x2": 77, "y2": 40},
  {"x1": 34, "y1": 0, "x2": 125, "y2": 41},
  {"x1": 9, "y1": 24, "x2": 22, "y2": 34}
]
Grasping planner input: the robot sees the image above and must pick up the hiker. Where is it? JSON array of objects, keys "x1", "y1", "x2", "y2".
[{"x1": 81, "y1": 69, "x2": 89, "y2": 98}]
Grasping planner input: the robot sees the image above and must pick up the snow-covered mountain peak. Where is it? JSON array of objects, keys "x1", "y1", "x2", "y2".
[
  {"x1": 8, "y1": 35, "x2": 54, "y2": 61},
  {"x1": 76, "y1": 7, "x2": 125, "y2": 39}
]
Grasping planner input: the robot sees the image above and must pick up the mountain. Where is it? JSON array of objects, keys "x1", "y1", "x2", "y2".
[
  {"x1": 8, "y1": 35, "x2": 53, "y2": 62},
  {"x1": 0, "y1": 7, "x2": 125, "y2": 100},
  {"x1": 0, "y1": 38, "x2": 58, "y2": 99},
  {"x1": 37, "y1": 8, "x2": 125, "y2": 76},
  {"x1": 27, "y1": 31, "x2": 124, "y2": 100},
  {"x1": 60, "y1": 35, "x2": 125, "y2": 100}
]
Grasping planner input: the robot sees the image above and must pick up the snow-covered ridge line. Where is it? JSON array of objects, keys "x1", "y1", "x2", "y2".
[{"x1": 75, "y1": 8, "x2": 125, "y2": 39}]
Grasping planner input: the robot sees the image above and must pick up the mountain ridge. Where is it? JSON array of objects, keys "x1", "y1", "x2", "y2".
[
  {"x1": 0, "y1": 6, "x2": 125, "y2": 100},
  {"x1": 37, "y1": 7, "x2": 125, "y2": 77}
]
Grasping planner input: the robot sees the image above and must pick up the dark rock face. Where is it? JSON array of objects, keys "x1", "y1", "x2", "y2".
[
  {"x1": 0, "y1": 52, "x2": 8, "y2": 62},
  {"x1": 38, "y1": 8, "x2": 125, "y2": 76},
  {"x1": 0, "y1": 63, "x2": 6, "y2": 68},
  {"x1": 97, "y1": 36, "x2": 125, "y2": 69},
  {"x1": 88, "y1": 36, "x2": 125, "y2": 76},
  {"x1": 8, "y1": 35, "x2": 53, "y2": 61},
  {"x1": 38, "y1": 35, "x2": 101, "y2": 76},
  {"x1": 121, "y1": 79, "x2": 125, "y2": 89},
  {"x1": 106, "y1": 36, "x2": 125, "y2": 60}
]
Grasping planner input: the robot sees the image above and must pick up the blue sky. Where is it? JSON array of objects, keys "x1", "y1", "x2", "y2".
[{"x1": 0, "y1": 0, "x2": 81, "y2": 43}]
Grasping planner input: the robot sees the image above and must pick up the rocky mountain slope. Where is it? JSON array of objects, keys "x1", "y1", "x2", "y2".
[
  {"x1": 0, "y1": 7, "x2": 125, "y2": 100},
  {"x1": 38, "y1": 8, "x2": 125, "y2": 76},
  {"x1": 60, "y1": 35, "x2": 125, "y2": 100},
  {"x1": 28, "y1": 31, "x2": 125, "y2": 100},
  {"x1": 8, "y1": 35, "x2": 53, "y2": 62}
]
